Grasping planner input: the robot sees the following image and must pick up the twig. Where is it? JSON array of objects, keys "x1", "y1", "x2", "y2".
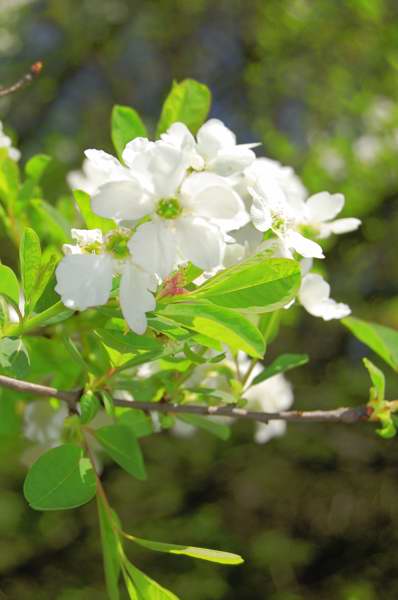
[
  {"x1": 0, "y1": 373, "x2": 370, "y2": 425},
  {"x1": 0, "y1": 62, "x2": 43, "y2": 98}
]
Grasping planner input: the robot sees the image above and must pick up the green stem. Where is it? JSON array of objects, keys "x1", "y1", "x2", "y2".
[{"x1": 3, "y1": 301, "x2": 68, "y2": 337}]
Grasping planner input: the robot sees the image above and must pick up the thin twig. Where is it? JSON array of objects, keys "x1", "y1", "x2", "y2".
[
  {"x1": 0, "y1": 373, "x2": 371, "y2": 425},
  {"x1": 0, "y1": 62, "x2": 43, "y2": 98}
]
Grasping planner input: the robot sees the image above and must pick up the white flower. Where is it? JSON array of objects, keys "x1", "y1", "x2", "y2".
[
  {"x1": 89, "y1": 138, "x2": 248, "y2": 276},
  {"x1": 55, "y1": 227, "x2": 157, "y2": 334},
  {"x1": 67, "y1": 157, "x2": 111, "y2": 194},
  {"x1": 245, "y1": 157, "x2": 308, "y2": 215},
  {"x1": 298, "y1": 272, "x2": 351, "y2": 321},
  {"x1": 0, "y1": 121, "x2": 20, "y2": 161},
  {"x1": 302, "y1": 192, "x2": 361, "y2": 239},
  {"x1": 243, "y1": 363, "x2": 294, "y2": 444},
  {"x1": 162, "y1": 119, "x2": 259, "y2": 177},
  {"x1": 248, "y1": 173, "x2": 325, "y2": 259}
]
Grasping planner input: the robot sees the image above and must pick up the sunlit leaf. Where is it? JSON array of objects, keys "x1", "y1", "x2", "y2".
[
  {"x1": 111, "y1": 105, "x2": 147, "y2": 160},
  {"x1": 157, "y1": 79, "x2": 211, "y2": 135}
]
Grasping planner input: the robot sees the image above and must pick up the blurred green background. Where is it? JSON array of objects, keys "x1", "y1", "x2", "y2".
[{"x1": 1, "y1": 1, "x2": 398, "y2": 598}]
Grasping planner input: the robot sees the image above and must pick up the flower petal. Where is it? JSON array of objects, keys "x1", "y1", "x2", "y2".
[
  {"x1": 84, "y1": 149, "x2": 124, "y2": 177},
  {"x1": 299, "y1": 273, "x2": 351, "y2": 320},
  {"x1": 175, "y1": 216, "x2": 224, "y2": 271},
  {"x1": 120, "y1": 262, "x2": 157, "y2": 334},
  {"x1": 284, "y1": 230, "x2": 324, "y2": 259},
  {"x1": 209, "y1": 146, "x2": 256, "y2": 176},
  {"x1": 255, "y1": 421, "x2": 286, "y2": 444},
  {"x1": 196, "y1": 119, "x2": 236, "y2": 159},
  {"x1": 181, "y1": 172, "x2": 248, "y2": 230},
  {"x1": 128, "y1": 220, "x2": 177, "y2": 279},
  {"x1": 306, "y1": 192, "x2": 345, "y2": 223},
  {"x1": 92, "y1": 180, "x2": 153, "y2": 221},
  {"x1": 320, "y1": 217, "x2": 361, "y2": 238},
  {"x1": 55, "y1": 253, "x2": 113, "y2": 311}
]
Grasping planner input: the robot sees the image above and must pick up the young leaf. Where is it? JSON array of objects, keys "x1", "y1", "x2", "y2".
[
  {"x1": 117, "y1": 409, "x2": 153, "y2": 438},
  {"x1": 111, "y1": 105, "x2": 147, "y2": 160},
  {"x1": 25, "y1": 154, "x2": 51, "y2": 182},
  {"x1": 157, "y1": 79, "x2": 211, "y2": 136},
  {"x1": 159, "y1": 301, "x2": 265, "y2": 358},
  {"x1": 363, "y1": 357, "x2": 385, "y2": 401},
  {"x1": 251, "y1": 353, "x2": 309, "y2": 386},
  {"x1": 0, "y1": 264, "x2": 20, "y2": 305},
  {"x1": 123, "y1": 559, "x2": 179, "y2": 600},
  {"x1": 19, "y1": 227, "x2": 41, "y2": 307},
  {"x1": 80, "y1": 391, "x2": 101, "y2": 425},
  {"x1": 74, "y1": 190, "x2": 114, "y2": 232},
  {"x1": 95, "y1": 425, "x2": 146, "y2": 480},
  {"x1": 97, "y1": 494, "x2": 122, "y2": 600},
  {"x1": 186, "y1": 256, "x2": 301, "y2": 313},
  {"x1": 23, "y1": 444, "x2": 96, "y2": 510},
  {"x1": 343, "y1": 317, "x2": 398, "y2": 371},
  {"x1": 178, "y1": 414, "x2": 230, "y2": 440},
  {"x1": 127, "y1": 534, "x2": 243, "y2": 565}
]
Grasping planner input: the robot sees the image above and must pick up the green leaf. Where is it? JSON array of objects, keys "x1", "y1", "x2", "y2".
[
  {"x1": 123, "y1": 559, "x2": 179, "y2": 600},
  {"x1": 129, "y1": 535, "x2": 243, "y2": 565},
  {"x1": 343, "y1": 317, "x2": 398, "y2": 371},
  {"x1": 0, "y1": 264, "x2": 20, "y2": 305},
  {"x1": 111, "y1": 105, "x2": 147, "y2": 160},
  {"x1": 258, "y1": 311, "x2": 280, "y2": 344},
  {"x1": 95, "y1": 425, "x2": 146, "y2": 480},
  {"x1": 74, "y1": 189, "x2": 114, "y2": 232},
  {"x1": 62, "y1": 336, "x2": 88, "y2": 373},
  {"x1": 117, "y1": 409, "x2": 153, "y2": 438},
  {"x1": 25, "y1": 154, "x2": 51, "y2": 182},
  {"x1": 23, "y1": 444, "x2": 96, "y2": 510},
  {"x1": 251, "y1": 353, "x2": 309, "y2": 386},
  {"x1": 97, "y1": 494, "x2": 121, "y2": 600},
  {"x1": 363, "y1": 357, "x2": 385, "y2": 401},
  {"x1": 96, "y1": 327, "x2": 162, "y2": 353},
  {"x1": 19, "y1": 227, "x2": 41, "y2": 307},
  {"x1": 158, "y1": 301, "x2": 265, "y2": 358},
  {"x1": 157, "y1": 79, "x2": 211, "y2": 136},
  {"x1": 31, "y1": 199, "x2": 70, "y2": 241},
  {"x1": 178, "y1": 414, "x2": 230, "y2": 440},
  {"x1": 0, "y1": 156, "x2": 20, "y2": 204},
  {"x1": 80, "y1": 391, "x2": 101, "y2": 425},
  {"x1": 187, "y1": 256, "x2": 301, "y2": 313},
  {"x1": 0, "y1": 337, "x2": 30, "y2": 377}
]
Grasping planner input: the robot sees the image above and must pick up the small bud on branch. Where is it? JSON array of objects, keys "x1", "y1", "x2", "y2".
[{"x1": 0, "y1": 62, "x2": 43, "y2": 98}]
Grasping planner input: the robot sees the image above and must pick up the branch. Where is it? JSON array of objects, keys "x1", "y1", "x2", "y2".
[
  {"x1": 0, "y1": 62, "x2": 43, "y2": 98},
  {"x1": 0, "y1": 374, "x2": 370, "y2": 424}
]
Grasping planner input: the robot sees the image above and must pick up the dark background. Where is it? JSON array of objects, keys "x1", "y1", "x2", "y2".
[{"x1": 1, "y1": 1, "x2": 398, "y2": 598}]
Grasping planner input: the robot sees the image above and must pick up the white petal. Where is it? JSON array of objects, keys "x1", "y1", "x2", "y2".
[
  {"x1": 92, "y1": 180, "x2": 153, "y2": 221},
  {"x1": 299, "y1": 273, "x2": 351, "y2": 320},
  {"x1": 209, "y1": 146, "x2": 256, "y2": 176},
  {"x1": 197, "y1": 119, "x2": 236, "y2": 159},
  {"x1": 84, "y1": 149, "x2": 123, "y2": 177},
  {"x1": 175, "y1": 217, "x2": 224, "y2": 271},
  {"x1": 255, "y1": 421, "x2": 287, "y2": 444},
  {"x1": 181, "y1": 172, "x2": 248, "y2": 230},
  {"x1": 149, "y1": 141, "x2": 186, "y2": 197},
  {"x1": 306, "y1": 192, "x2": 345, "y2": 223},
  {"x1": 122, "y1": 137, "x2": 154, "y2": 170},
  {"x1": 284, "y1": 230, "x2": 324, "y2": 259},
  {"x1": 55, "y1": 253, "x2": 113, "y2": 311},
  {"x1": 250, "y1": 193, "x2": 273, "y2": 232},
  {"x1": 128, "y1": 220, "x2": 177, "y2": 279},
  {"x1": 321, "y1": 218, "x2": 361, "y2": 237},
  {"x1": 120, "y1": 262, "x2": 157, "y2": 334}
]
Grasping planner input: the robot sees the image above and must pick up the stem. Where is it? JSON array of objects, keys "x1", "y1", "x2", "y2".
[
  {"x1": 3, "y1": 301, "x2": 69, "y2": 337},
  {"x1": 0, "y1": 62, "x2": 43, "y2": 97},
  {"x1": 0, "y1": 372, "x2": 372, "y2": 425}
]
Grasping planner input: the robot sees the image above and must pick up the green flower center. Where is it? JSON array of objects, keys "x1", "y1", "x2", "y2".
[
  {"x1": 105, "y1": 231, "x2": 131, "y2": 259},
  {"x1": 156, "y1": 197, "x2": 182, "y2": 220}
]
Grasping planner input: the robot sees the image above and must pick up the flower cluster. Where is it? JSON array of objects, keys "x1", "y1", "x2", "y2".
[
  {"x1": 58, "y1": 118, "x2": 361, "y2": 332},
  {"x1": 0, "y1": 120, "x2": 20, "y2": 161}
]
